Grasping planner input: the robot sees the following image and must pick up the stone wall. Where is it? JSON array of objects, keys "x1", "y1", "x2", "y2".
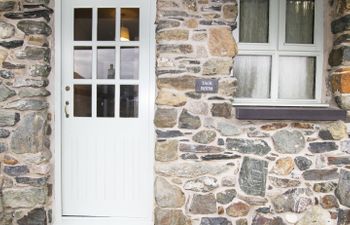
[
  {"x1": 330, "y1": 0, "x2": 350, "y2": 112},
  {"x1": 0, "y1": 0, "x2": 53, "y2": 224},
  {"x1": 155, "y1": 1, "x2": 350, "y2": 225}
]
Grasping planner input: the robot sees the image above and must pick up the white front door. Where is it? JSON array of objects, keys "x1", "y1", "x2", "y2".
[{"x1": 61, "y1": 0, "x2": 153, "y2": 223}]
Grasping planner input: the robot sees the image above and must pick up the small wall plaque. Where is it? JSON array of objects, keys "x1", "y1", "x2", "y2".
[{"x1": 195, "y1": 79, "x2": 218, "y2": 93}]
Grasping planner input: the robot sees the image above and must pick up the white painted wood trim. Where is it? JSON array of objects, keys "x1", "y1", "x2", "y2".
[
  {"x1": 53, "y1": 0, "x2": 63, "y2": 223},
  {"x1": 53, "y1": 0, "x2": 156, "y2": 223}
]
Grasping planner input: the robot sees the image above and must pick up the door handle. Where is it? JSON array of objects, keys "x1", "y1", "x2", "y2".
[{"x1": 65, "y1": 101, "x2": 70, "y2": 118}]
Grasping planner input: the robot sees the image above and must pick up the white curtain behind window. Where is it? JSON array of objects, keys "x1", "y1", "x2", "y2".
[
  {"x1": 286, "y1": 0, "x2": 315, "y2": 44},
  {"x1": 279, "y1": 56, "x2": 315, "y2": 99},
  {"x1": 239, "y1": 0, "x2": 269, "y2": 43},
  {"x1": 234, "y1": 55, "x2": 271, "y2": 98}
]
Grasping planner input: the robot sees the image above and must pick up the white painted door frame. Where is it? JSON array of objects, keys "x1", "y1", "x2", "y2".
[{"x1": 53, "y1": 0, "x2": 156, "y2": 224}]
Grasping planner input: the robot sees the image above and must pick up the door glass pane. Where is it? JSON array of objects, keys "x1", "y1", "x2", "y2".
[
  {"x1": 120, "y1": 47, "x2": 139, "y2": 80},
  {"x1": 97, "y1": 47, "x2": 115, "y2": 79},
  {"x1": 239, "y1": 0, "x2": 269, "y2": 43},
  {"x1": 97, "y1": 85, "x2": 115, "y2": 117},
  {"x1": 74, "y1": 8, "x2": 92, "y2": 41},
  {"x1": 120, "y1": 85, "x2": 138, "y2": 118},
  {"x1": 74, "y1": 85, "x2": 92, "y2": 117},
  {"x1": 120, "y1": 8, "x2": 139, "y2": 41},
  {"x1": 98, "y1": 8, "x2": 116, "y2": 41},
  {"x1": 74, "y1": 46, "x2": 92, "y2": 79},
  {"x1": 279, "y1": 56, "x2": 315, "y2": 99},
  {"x1": 233, "y1": 55, "x2": 271, "y2": 98},
  {"x1": 286, "y1": 0, "x2": 315, "y2": 44}
]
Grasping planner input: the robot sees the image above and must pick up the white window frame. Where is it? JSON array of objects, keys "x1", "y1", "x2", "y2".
[{"x1": 233, "y1": 0, "x2": 326, "y2": 107}]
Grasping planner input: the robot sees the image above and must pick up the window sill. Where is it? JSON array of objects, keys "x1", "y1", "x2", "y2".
[{"x1": 235, "y1": 106, "x2": 347, "y2": 121}]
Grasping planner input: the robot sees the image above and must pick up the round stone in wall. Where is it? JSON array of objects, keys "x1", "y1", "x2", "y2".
[
  {"x1": 217, "y1": 122, "x2": 240, "y2": 136},
  {"x1": 200, "y1": 217, "x2": 232, "y2": 225},
  {"x1": 189, "y1": 194, "x2": 217, "y2": 214},
  {"x1": 154, "y1": 108, "x2": 177, "y2": 128},
  {"x1": 155, "y1": 208, "x2": 191, "y2": 225},
  {"x1": 272, "y1": 130, "x2": 305, "y2": 154},
  {"x1": 23, "y1": 0, "x2": 50, "y2": 5},
  {"x1": 294, "y1": 156, "x2": 312, "y2": 171},
  {"x1": 155, "y1": 177, "x2": 185, "y2": 208},
  {"x1": 192, "y1": 130, "x2": 216, "y2": 144},
  {"x1": 184, "y1": 176, "x2": 218, "y2": 192},
  {"x1": 272, "y1": 157, "x2": 294, "y2": 176},
  {"x1": 179, "y1": 109, "x2": 201, "y2": 129},
  {"x1": 216, "y1": 189, "x2": 236, "y2": 204},
  {"x1": 296, "y1": 206, "x2": 332, "y2": 225},
  {"x1": 226, "y1": 201, "x2": 250, "y2": 217},
  {"x1": 335, "y1": 169, "x2": 350, "y2": 207},
  {"x1": 155, "y1": 140, "x2": 178, "y2": 162},
  {"x1": 0, "y1": 21, "x2": 15, "y2": 39}
]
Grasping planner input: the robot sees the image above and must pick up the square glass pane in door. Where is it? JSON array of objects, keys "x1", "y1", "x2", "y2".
[
  {"x1": 74, "y1": 85, "x2": 92, "y2": 117},
  {"x1": 74, "y1": 47, "x2": 92, "y2": 79},
  {"x1": 286, "y1": 0, "x2": 315, "y2": 44},
  {"x1": 120, "y1": 47, "x2": 139, "y2": 80},
  {"x1": 239, "y1": 0, "x2": 269, "y2": 43},
  {"x1": 120, "y1": 85, "x2": 138, "y2": 118},
  {"x1": 279, "y1": 56, "x2": 316, "y2": 99},
  {"x1": 120, "y1": 8, "x2": 139, "y2": 41},
  {"x1": 74, "y1": 8, "x2": 92, "y2": 41},
  {"x1": 98, "y1": 8, "x2": 116, "y2": 41},
  {"x1": 97, "y1": 85, "x2": 115, "y2": 117},
  {"x1": 97, "y1": 47, "x2": 115, "y2": 79},
  {"x1": 233, "y1": 55, "x2": 271, "y2": 98}
]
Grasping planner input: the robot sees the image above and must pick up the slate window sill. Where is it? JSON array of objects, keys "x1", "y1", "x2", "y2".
[{"x1": 235, "y1": 106, "x2": 347, "y2": 121}]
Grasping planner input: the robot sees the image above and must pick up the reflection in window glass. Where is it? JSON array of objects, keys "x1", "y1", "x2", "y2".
[
  {"x1": 120, "y1": 85, "x2": 138, "y2": 118},
  {"x1": 74, "y1": 8, "x2": 92, "y2": 41},
  {"x1": 120, "y1": 8, "x2": 139, "y2": 41},
  {"x1": 239, "y1": 0, "x2": 269, "y2": 43},
  {"x1": 97, "y1": 85, "x2": 115, "y2": 117},
  {"x1": 279, "y1": 56, "x2": 315, "y2": 99},
  {"x1": 286, "y1": 0, "x2": 315, "y2": 44},
  {"x1": 98, "y1": 8, "x2": 116, "y2": 41},
  {"x1": 120, "y1": 47, "x2": 139, "y2": 80},
  {"x1": 74, "y1": 47, "x2": 92, "y2": 79},
  {"x1": 74, "y1": 85, "x2": 92, "y2": 117},
  {"x1": 233, "y1": 55, "x2": 271, "y2": 98},
  {"x1": 97, "y1": 47, "x2": 115, "y2": 79}
]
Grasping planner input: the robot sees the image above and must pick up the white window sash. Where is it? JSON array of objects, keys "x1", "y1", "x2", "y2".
[
  {"x1": 233, "y1": 0, "x2": 325, "y2": 106},
  {"x1": 233, "y1": 0, "x2": 278, "y2": 51},
  {"x1": 279, "y1": 0, "x2": 324, "y2": 52}
]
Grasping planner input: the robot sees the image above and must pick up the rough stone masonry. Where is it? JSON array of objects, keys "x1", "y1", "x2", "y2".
[
  {"x1": 0, "y1": 0, "x2": 349, "y2": 225},
  {"x1": 0, "y1": 0, "x2": 53, "y2": 224},
  {"x1": 155, "y1": 0, "x2": 350, "y2": 225}
]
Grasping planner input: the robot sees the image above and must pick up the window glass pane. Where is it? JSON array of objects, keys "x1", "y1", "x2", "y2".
[
  {"x1": 233, "y1": 55, "x2": 271, "y2": 98},
  {"x1": 239, "y1": 0, "x2": 269, "y2": 43},
  {"x1": 120, "y1": 47, "x2": 139, "y2": 80},
  {"x1": 97, "y1": 47, "x2": 115, "y2": 79},
  {"x1": 74, "y1": 85, "x2": 92, "y2": 117},
  {"x1": 74, "y1": 8, "x2": 92, "y2": 41},
  {"x1": 98, "y1": 8, "x2": 116, "y2": 41},
  {"x1": 279, "y1": 56, "x2": 315, "y2": 99},
  {"x1": 74, "y1": 46, "x2": 92, "y2": 79},
  {"x1": 97, "y1": 85, "x2": 115, "y2": 117},
  {"x1": 120, "y1": 85, "x2": 138, "y2": 118},
  {"x1": 286, "y1": 0, "x2": 315, "y2": 44},
  {"x1": 120, "y1": 8, "x2": 139, "y2": 41}
]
